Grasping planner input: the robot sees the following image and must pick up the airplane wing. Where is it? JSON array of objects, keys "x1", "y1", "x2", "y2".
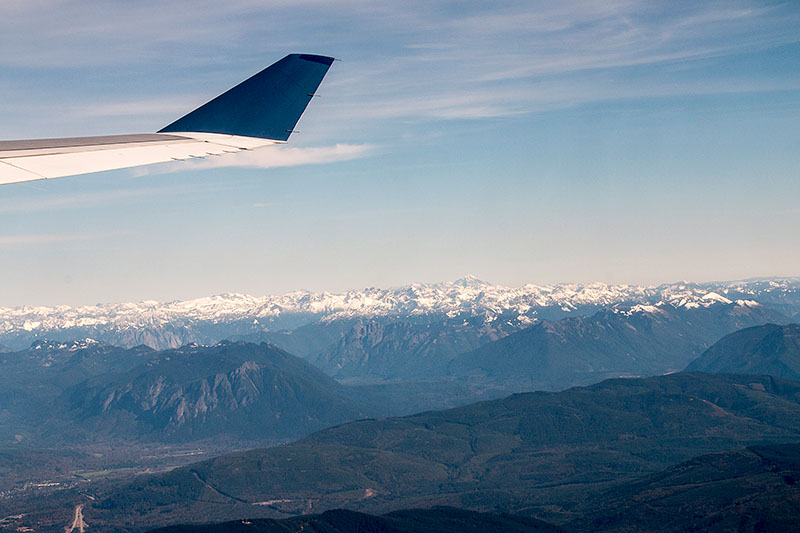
[{"x1": 0, "y1": 53, "x2": 334, "y2": 186}]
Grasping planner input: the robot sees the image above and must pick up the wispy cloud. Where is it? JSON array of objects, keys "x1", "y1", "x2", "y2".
[
  {"x1": 183, "y1": 143, "x2": 376, "y2": 170},
  {"x1": 290, "y1": 1, "x2": 800, "y2": 137},
  {"x1": 3, "y1": 1, "x2": 799, "y2": 140}
]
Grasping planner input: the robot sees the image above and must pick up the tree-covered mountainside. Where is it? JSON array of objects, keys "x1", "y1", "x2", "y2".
[
  {"x1": 20, "y1": 372, "x2": 797, "y2": 531},
  {"x1": 686, "y1": 323, "x2": 800, "y2": 379},
  {"x1": 574, "y1": 442, "x2": 800, "y2": 531},
  {"x1": 141, "y1": 442, "x2": 800, "y2": 532}
]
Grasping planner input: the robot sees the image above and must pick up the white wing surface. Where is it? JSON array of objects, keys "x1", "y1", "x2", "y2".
[{"x1": 0, "y1": 54, "x2": 334, "y2": 186}]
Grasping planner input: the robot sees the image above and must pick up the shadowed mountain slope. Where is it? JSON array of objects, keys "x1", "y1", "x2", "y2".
[
  {"x1": 686, "y1": 323, "x2": 800, "y2": 380},
  {"x1": 575, "y1": 442, "x2": 800, "y2": 531},
  {"x1": 0, "y1": 339, "x2": 155, "y2": 390},
  {"x1": 449, "y1": 301, "x2": 788, "y2": 391}
]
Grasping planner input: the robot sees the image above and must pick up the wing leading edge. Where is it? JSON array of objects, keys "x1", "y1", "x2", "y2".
[{"x1": 0, "y1": 53, "x2": 334, "y2": 186}]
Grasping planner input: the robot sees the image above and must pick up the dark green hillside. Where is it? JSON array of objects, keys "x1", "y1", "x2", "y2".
[
  {"x1": 77, "y1": 373, "x2": 800, "y2": 529},
  {"x1": 148, "y1": 507, "x2": 561, "y2": 533},
  {"x1": 576, "y1": 442, "x2": 800, "y2": 531},
  {"x1": 686, "y1": 323, "x2": 800, "y2": 379}
]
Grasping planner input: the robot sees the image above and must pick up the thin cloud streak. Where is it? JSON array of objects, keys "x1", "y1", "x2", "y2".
[
  {"x1": 3, "y1": 1, "x2": 799, "y2": 135},
  {"x1": 294, "y1": 2, "x2": 800, "y2": 140},
  {"x1": 184, "y1": 143, "x2": 376, "y2": 170}
]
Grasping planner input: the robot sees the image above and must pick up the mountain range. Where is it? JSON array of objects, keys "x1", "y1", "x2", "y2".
[
  {"x1": 1, "y1": 303, "x2": 792, "y2": 449},
  {"x1": 303, "y1": 296, "x2": 787, "y2": 387},
  {"x1": 1, "y1": 304, "x2": 788, "y2": 448},
  {"x1": 2, "y1": 278, "x2": 800, "y2": 530},
  {"x1": 1, "y1": 277, "x2": 797, "y2": 350}
]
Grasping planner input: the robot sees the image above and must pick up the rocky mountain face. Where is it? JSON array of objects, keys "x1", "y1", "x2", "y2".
[
  {"x1": 686, "y1": 322, "x2": 800, "y2": 379},
  {"x1": 1, "y1": 277, "x2": 797, "y2": 351},
  {"x1": 61, "y1": 342, "x2": 371, "y2": 442},
  {"x1": 311, "y1": 315, "x2": 519, "y2": 381},
  {"x1": 0, "y1": 340, "x2": 398, "y2": 446}
]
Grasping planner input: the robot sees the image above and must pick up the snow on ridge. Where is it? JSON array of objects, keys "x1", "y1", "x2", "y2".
[
  {"x1": 31, "y1": 338, "x2": 100, "y2": 351},
  {"x1": 701, "y1": 292, "x2": 733, "y2": 304},
  {"x1": 0, "y1": 277, "x2": 796, "y2": 336}
]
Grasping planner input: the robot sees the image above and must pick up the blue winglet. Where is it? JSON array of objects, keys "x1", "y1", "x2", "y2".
[{"x1": 159, "y1": 54, "x2": 335, "y2": 142}]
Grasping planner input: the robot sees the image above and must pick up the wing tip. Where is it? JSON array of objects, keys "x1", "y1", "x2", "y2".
[
  {"x1": 158, "y1": 52, "x2": 335, "y2": 142},
  {"x1": 295, "y1": 54, "x2": 335, "y2": 66}
]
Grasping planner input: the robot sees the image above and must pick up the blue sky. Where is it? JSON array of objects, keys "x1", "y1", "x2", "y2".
[{"x1": 1, "y1": 0, "x2": 799, "y2": 306}]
